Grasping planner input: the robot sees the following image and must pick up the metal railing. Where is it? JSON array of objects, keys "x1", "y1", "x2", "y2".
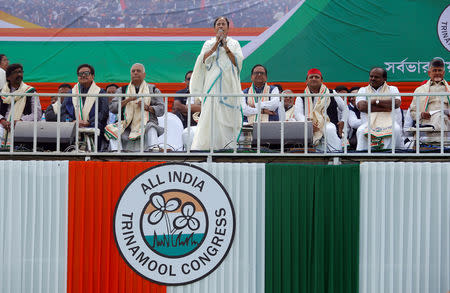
[{"x1": 1, "y1": 91, "x2": 449, "y2": 158}]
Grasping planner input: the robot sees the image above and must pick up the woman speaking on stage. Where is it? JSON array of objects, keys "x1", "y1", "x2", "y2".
[{"x1": 189, "y1": 16, "x2": 243, "y2": 150}]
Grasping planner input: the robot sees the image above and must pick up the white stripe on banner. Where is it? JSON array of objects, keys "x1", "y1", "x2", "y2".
[
  {"x1": 168, "y1": 163, "x2": 265, "y2": 293},
  {"x1": 0, "y1": 161, "x2": 68, "y2": 293},
  {"x1": 359, "y1": 162, "x2": 450, "y2": 293}
]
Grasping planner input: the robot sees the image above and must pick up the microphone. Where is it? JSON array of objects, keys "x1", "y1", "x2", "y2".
[{"x1": 218, "y1": 29, "x2": 224, "y2": 46}]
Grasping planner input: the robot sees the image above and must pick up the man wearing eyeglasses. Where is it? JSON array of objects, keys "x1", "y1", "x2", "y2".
[
  {"x1": 241, "y1": 64, "x2": 280, "y2": 123},
  {"x1": 61, "y1": 64, "x2": 109, "y2": 150},
  {"x1": 0, "y1": 63, "x2": 42, "y2": 147}
]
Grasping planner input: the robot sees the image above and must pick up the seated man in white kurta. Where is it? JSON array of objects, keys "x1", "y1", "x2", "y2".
[
  {"x1": 105, "y1": 63, "x2": 164, "y2": 151},
  {"x1": 356, "y1": 67, "x2": 404, "y2": 151},
  {"x1": 293, "y1": 68, "x2": 347, "y2": 151},
  {"x1": 409, "y1": 58, "x2": 450, "y2": 137}
]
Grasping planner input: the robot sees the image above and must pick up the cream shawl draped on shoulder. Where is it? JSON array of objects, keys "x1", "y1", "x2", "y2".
[
  {"x1": 284, "y1": 105, "x2": 295, "y2": 121},
  {"x1": 305, "y1": 84, "x2": 329, "y2": 145},
  {"x1": 71, "y1": 82, "x2": 101, "y2": 123},
  {"x1": 246, "y1": 83, "x2": 271, "y2": 124},
  {"x1": 105, "y1": 81, "x2": 152, "y2": 141},
  {"x1": 363, "y1": 82, "x2": 395, "y2": 148},
  {"x1": 412, "y1": 79, "x2": 450, "y2": 113},
  {"x1": 0, "y1": 81, "x2": 35, "y2": 146}
]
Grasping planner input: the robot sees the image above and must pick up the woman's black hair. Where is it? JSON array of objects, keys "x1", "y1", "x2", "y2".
[{"x1": 214, "y1": 16, "x2": 229, "y2": 28}]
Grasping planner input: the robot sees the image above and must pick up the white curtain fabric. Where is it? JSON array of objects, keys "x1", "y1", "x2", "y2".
[
  {"x1": 168, "y1": 163, "x2": 265, "y2": 293},
  {"x1": 359, "y1": 162, "x2": 450, "y2": 293},
  {"x1": 0, "y1": 161, "x2": 68, "y2": 293}
]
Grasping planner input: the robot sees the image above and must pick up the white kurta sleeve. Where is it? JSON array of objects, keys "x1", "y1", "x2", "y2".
[
  {"x1": 241, "y1": 97, "x2": 259, "y2": 116},
  {"x1": 355, "y1": 87, "x2": 367, "y2": 107},
  {"x1": 294, "y1": 97, "x2": 305, "y2": 122},
  {"x1": 260, "y1": 87, "x2": 280, "y2": 111},
  {"x1": 334, "y1": 93, "x2": 349, "y2": 122},
  {"x1": 0, "y1": 70, "x2": 6, "y2": 89},
  {"x1": 348, "y1": 109, "x2": 362, "y2": 129},
  {"x1": 390, "y1": 86, "x2": 401, "y2": 102}
]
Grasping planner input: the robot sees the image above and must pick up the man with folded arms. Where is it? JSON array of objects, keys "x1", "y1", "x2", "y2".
[
  {"x1": 356, "y1": 67, "x2": 403, "y2": 150},
  {"x1": 0, "y1": 63, "x2": 42, "y2": 147},
  {"x1": 410, "y1": 58, "x2": 450, "y2": 134},
  {"x1": 242, "y1": 64, "x2": 280, "y2": 123}
]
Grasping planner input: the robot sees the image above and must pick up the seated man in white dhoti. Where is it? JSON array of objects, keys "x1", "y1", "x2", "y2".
[
  {"x1": 294, "y1": 68, "x2": 347, "y2": 151},
  {"x1": 105, "y1": 63, "x2": 164, "y2": 151},
  {"x1": 356, "y1": 67, "x2": 404, "y2": 151},
  {"x1": 241, "y1": 64, "x2": 280, "y2": 123},
  {"x1": 0, "y1": 63, "x2": 42, "y2": 147},
  {"x1": 409, "y1": 58, "x2": 450, "y2": 138}
]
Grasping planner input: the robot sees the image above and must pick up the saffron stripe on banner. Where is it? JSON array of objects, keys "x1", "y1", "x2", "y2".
[
  {"x1": 0, "y1": 161, "x2": 69, "y2": 293},
  {"x1": 67, "y1": 161, "x2": 166, "y2": 293}
]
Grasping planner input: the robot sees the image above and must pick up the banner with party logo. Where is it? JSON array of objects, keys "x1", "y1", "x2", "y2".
[
  {"x1": 0, "y1": 1, "x2": 449, "y2": 83},
  {"x1": 1, "y1": 160, "x2": 449, "y2": 293}
]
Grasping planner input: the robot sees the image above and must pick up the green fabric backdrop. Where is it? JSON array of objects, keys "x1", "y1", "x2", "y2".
[{"x1": 265, "y1": 164, "x2": 360, "y2": 293}]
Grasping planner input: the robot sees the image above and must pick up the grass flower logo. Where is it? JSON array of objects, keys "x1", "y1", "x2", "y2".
[
  {"x1": 114, "y1": 163, "x2": 235, "y2": 285},
  {"x1": 173, "y1": 202, "x2": 200, "y2": 231},
  {"x1": 141, "y1": 190, "x2": 208, "y2": 258},
  {"x1": 147, "y1": 193, "x2": 181, "y2": 236}
]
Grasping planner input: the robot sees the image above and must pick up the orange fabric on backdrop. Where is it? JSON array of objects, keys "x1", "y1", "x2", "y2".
[
  {"x1": 68, "y1": 161, "x2": 166, "y2": 293},
  {"x1": 31, "y1": 81, "x2": 423, "y2": 112},
  {"x1": 30, "y1": 82, "x2": 186, "y2": 112}
]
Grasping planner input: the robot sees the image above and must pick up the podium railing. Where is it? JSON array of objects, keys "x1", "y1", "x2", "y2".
[{"x1": 0, "y1": 91, "x2": 449, "y2": 158}]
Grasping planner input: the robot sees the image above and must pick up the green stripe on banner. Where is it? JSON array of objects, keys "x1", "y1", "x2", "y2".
[
  {"x1": 2, "y1": 41, "x2": 249, "y2": 83},
  {"x1": 265, "y1": 164, "x2": 360, "y2": 293}
]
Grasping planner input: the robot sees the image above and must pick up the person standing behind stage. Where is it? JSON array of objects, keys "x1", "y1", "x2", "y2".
[{"x1": 189, "y1": 16, "x2": 243, "y2": 150}]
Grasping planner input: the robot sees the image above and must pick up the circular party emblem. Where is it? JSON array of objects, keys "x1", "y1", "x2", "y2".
[
  {"x1": 437, "y1": 4, "x2": 450, "y2": 51},
  {"x1": 114, "y1": 163, "x2": 235, "y2": 285}
]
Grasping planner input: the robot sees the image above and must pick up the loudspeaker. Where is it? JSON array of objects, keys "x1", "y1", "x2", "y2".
[{"x1": 13, "y1": 121, "x2": 76, "y2": 144}]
